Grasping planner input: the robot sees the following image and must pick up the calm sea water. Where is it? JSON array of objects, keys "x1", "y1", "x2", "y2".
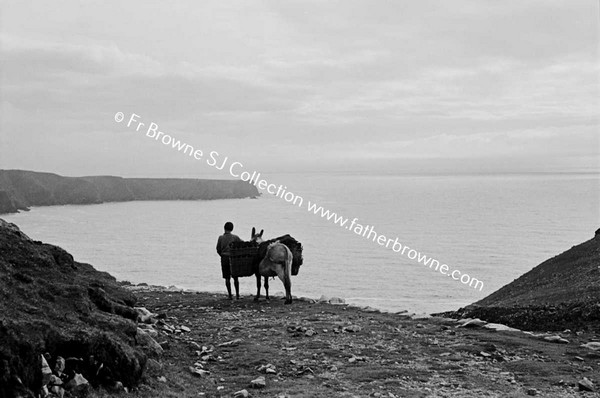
[{"x1": 3, "y1": 172, "x2": 598, "y2": 314}]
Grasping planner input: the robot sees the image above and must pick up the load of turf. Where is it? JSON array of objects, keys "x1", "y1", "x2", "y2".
[
  {"x1": 230, "y1": 234, "x2": 303, "y2": 278},
  {"x1": 0, "y1": 219, "x2": 146, "y2": 397},
  {"x1": 446, "y1": 229, "x2": 600, "y2": 331}
]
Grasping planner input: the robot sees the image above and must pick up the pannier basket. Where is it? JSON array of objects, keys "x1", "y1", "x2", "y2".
[
  {"x1": 229, "y1": 241, "x2": 258, "y2": 278},
  {"x1": 229, "y1": 235, "x2": 304, "y2": 277}
]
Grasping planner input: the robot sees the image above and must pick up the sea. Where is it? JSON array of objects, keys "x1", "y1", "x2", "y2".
[{"x1": 3, "y1": 172, "x2": 598, "y2": 314}]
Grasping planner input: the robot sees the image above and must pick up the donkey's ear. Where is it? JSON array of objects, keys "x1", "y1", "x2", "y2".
[
  {"x1": 259, "y1": 229, "x2": 264, "y2": 237},
  {"x1": 251, "y1": 227, "x2": 256, "y2": 236}
]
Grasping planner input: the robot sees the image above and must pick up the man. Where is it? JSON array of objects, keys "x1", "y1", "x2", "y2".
[{"x1": 216, "y1": 221, "x2": 242, "y2": 300}]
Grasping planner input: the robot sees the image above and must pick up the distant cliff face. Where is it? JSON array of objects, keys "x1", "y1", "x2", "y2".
[
  {"x1": 451, "y1": 231, "x2": 600, "y2": 331},
  {"x1": 0, "y1": 170, "x2": 259, "y2": 214}
]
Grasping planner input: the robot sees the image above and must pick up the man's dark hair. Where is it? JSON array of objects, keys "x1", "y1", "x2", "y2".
[{"x1": 224, "y1": 222, "x2": 234, "y2": 231}]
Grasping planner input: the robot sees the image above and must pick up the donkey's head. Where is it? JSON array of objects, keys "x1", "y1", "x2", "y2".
[{"x1": 250, "y1": 227, "x2": 264, "y2": 243}]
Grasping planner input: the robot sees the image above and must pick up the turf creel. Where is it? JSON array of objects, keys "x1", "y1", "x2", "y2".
[
  {"x1": 229, "y1": 235, "x2": 303, "y2": 277},
  {"x1": 229, "y1": 241, "x2": 258, "y2": 278}
]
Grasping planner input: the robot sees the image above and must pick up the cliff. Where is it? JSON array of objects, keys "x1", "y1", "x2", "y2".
[
  {"x1": 449, "y1": 230, "x2": 600, "y2": 331},
  {"x1": 0, "y1": 170, "x2": 259, "y2": 214},
  {"x1": 0, "y1": 218, "x2": 151, "y2": 397}
]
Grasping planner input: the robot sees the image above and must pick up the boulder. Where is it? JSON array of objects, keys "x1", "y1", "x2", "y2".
[
  {"x1": 41, "y1": 355, "x2": 52, "y2": 385},
  {"x1": 250, "y1": 376, "x2": 266, "y2": 388},
  {"x1": 218, "y1": 339, "x2": 243, "y2": 347},
  {"x1": 458, "y1": 318, "x2": 488, "y2": 328},
  {"x1": 542, "y1": 335, "x2": 569, "y2": 344},
  {"x1": 343, "y1": 325, "x2": 362, "y2": 333},
  {"x1": 64, "y1": 373, "x2": 90, "y2": 396},
  {"x1": 581, "y1": 342, "x2": 600, "y2": 351},
  {"x1": 318, "y1": 295, "x2": 330, "y2": 303},
  {"x1": 138, "y1": 324, "x2": 158, "y2": 338},
  {"x1": 579, "y1": 377, "x2": 594, "y2": 392},
  {"x1": 189, "y1": 367, "x2": 210, "y2": 377},
  {"x1": 257, "y1": 364, "x2": 276, "y2": 374},
  {"x1": 361, "y1": 306, "x2": 380, "y2": 313},
  {"x1": 54, "y1": 356, "x2": 66, "y2": 376},
  {"x1": 134, "y1": 307, "x2": 154, "y2": 324},
  {"x1": 482, "y1": 323, "x2": 521, "y2": 332},
  {"x1": 136, "y1": 328, "x2": 164, "y2": 357}
]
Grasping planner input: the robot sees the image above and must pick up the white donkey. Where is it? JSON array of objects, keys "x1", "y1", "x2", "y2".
[{"x1": 250, "y1": 227, "x2": 293, "y2": 304}]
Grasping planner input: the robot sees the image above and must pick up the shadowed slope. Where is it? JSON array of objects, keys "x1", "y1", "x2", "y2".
[
  {"x1": 0, "y1": 219, "x2": 146, "y2": 396},
  {"x1": 448, "y1": 230, "x2": 600, "y2": 331}
]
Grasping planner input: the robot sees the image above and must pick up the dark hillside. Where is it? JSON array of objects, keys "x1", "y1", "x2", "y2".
[
  {"x1": 0, "y1": 219, "x2": 146, "y2": 397},
  {"x1": 449, "y1": 230, "x2": 600, "y2": 331}
]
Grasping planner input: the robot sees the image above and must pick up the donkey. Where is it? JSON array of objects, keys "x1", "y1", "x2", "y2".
[{"x1": 251, "y1": 227, "x2": 293, "y2": 304}]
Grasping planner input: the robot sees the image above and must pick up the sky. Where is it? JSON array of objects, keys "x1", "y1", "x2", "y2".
[{"x1": 0, "y1": 0, "x2": 598, "y2": 177}]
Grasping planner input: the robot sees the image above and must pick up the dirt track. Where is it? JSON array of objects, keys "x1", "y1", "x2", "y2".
[{"x1": 106, "y1": 288, "x2": 600, "y2": 398}]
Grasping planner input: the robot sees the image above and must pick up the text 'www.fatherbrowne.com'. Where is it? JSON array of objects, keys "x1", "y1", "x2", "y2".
[
  {"x1": 115, "y1": 111, "x2": 484, "y2": 292},
  {"x1": 305, "y1": 204, "x2": 484, "y2": 291}
]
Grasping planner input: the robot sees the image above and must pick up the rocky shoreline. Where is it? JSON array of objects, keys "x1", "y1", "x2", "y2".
[{"x1": 118, "y1": 285, "x2": 600, "y2": 397}]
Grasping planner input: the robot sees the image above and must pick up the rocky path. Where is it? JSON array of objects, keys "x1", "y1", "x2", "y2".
[{"x1": 119, "y1": 288, "x2": 600, "y2": 398}]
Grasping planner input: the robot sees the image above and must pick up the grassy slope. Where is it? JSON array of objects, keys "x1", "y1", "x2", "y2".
[{"x1": 475, "y1": 236, "x2": 600, "y2": 307}]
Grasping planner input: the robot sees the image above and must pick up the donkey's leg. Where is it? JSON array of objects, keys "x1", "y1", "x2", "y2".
[
  {"x1": 283, "y1": 272, "x2": 292, "y2": 305},
  {"x1": 283, "y1": 250, "x2": 293, "y2": 304},
  {"x1": 275, "y1": 265, "x2": 292, "y2": 305},
  {"x1": 264, "y1": 277, "x2": 270, "y2": 301},
  {"x1": 254, "y1": 273, "x2": 261, "y2": 302}
]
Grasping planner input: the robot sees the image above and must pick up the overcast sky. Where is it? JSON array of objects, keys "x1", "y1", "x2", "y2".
[{"x1": 1, "y1": 1, "x2": 598, "y2": 177}]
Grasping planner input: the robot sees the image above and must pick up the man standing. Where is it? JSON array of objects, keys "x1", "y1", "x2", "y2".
[{"x1": 216, "y1": 221, "x2": 242, "y2": 300}]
